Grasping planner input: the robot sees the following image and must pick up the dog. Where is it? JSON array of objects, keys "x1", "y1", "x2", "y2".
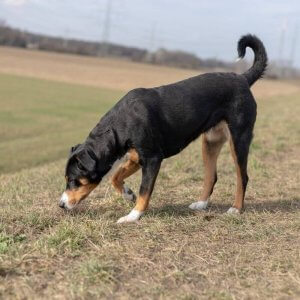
[{"x1": 60, "y1": 34, "x2": 267, "y2": 223}]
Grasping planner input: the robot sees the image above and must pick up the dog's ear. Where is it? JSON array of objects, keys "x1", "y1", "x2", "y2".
[
  {"x1": 75, "y1": 149, "x2": 97, "y2": 173},
  {"x1": 70, "y1": 144, "x2": 81, "y2": 155}
]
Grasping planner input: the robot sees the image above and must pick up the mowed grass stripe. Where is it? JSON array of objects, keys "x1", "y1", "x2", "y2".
[{"x1": 0, "y1": 73, "x2": 124, "y2": 173}]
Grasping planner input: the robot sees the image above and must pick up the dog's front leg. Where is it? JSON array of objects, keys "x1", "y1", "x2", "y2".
[
  {"x1": 111, "y1": 157, "x2": 140, "y2": 202},
  {"x1": 117, "y1": 156, "x2": 162, "y2": 223}
]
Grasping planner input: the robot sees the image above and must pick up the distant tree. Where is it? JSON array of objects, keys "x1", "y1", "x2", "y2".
[{"x1": 0, "y1": 24, "x2": 298, "y2": 79}]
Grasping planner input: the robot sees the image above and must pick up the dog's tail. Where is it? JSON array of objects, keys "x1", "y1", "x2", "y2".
[{"x1": 237, "y1": 34, "x2": 268, "y2": 86}]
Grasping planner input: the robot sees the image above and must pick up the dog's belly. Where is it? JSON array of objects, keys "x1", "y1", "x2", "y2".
[
  {"x1": 159, "y1": 121, "x2": 229, "y2": 158},
  {"x1": 160, "y1": 129, "x2": 203, "y2": 158}
]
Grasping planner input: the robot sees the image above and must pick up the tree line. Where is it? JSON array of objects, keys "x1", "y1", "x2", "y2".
[{"x1": 0, "y1": 24, "x2": 298, "y2": 78}]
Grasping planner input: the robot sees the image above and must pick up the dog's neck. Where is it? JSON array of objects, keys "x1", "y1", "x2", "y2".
[{"x1": 85, "y1": 125, "x2": 121, "y2": 176}]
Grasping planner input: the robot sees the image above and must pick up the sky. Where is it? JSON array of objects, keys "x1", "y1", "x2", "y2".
[{"x1": 0, "y1": 0, "x2": 299, "y2": 67}]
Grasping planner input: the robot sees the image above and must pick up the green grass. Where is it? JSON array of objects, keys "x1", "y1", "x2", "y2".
[
  {"x1": 0, "y1": 73, "x2": 124, "y2": 173},
  {"x1": 0, "y1": 72, "x2": 300, "y2": 299}
]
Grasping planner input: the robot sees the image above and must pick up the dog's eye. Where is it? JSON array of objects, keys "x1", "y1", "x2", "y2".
[
  {"x1": 77, "y1": 162, "x2": 85, "y2": 171},
  {"x1": 74, "y1": 179, "x2": 81, "y2": 186}
]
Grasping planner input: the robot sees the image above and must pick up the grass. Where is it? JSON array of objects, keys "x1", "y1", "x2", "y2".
[
  {"x1": 0, "y1": 68, "x2": 299, "y2": 298},
  {"x1": 0, "y1": 73, "x2": 124, "y2": 173}
]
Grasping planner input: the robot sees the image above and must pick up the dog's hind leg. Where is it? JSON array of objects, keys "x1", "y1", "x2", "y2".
[
  {"x1": 227, "y1": 99, "x2": 256, "y2": 214},
  {"x1": 189, "y1": 122, "x2": 228, "y2": 211},
  {"x1": 227, "y1": 130, "x2": 251, "y2": 214},
  {"x1": 117, "y1": 156, "x2": 162, "y2": 223},
  {"x1": 111, "y1": 149, "x2": 141, "y2": 202}
]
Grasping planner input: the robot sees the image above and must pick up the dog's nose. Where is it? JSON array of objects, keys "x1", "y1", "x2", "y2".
[
  {"x1": 59, "y1": 192, "x2": 68, "y2": 209},
  {"x1": 59, "y1": 201, "x2": 65, "y2": 209}
]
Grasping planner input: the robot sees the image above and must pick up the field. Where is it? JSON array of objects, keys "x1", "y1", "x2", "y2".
[
  {"x1": 0, "y1": 73, "x2": 124, "y2": 173},
  {"x1": 0, "y1": 47, "x2": 300, "y2": 299}
]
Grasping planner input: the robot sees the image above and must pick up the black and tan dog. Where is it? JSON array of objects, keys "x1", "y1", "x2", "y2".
[{"x1": 60, "y1": 34, "x2": 267, "y2": 223}]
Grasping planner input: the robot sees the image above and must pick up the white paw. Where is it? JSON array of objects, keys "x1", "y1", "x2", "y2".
[
  {"x1": 117, "y1": 209, "x2": 144, "y2": 224},
  {"x1": 227, "y1": 207, "x2": 240, "y2": 214},
  {"x1": 122, "y1": 185, "x2": 136, "y2": 202},
  {"x1": 189, "y1": 200, "x2": 208, "y2": 211}
]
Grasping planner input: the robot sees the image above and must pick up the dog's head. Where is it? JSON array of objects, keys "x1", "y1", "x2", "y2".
[{"x1": 60, "y1": 144, "x2": 103, "y2": 210}]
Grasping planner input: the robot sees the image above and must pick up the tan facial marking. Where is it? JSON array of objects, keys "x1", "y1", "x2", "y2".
[
  {"x1": 65, "y1": 178, "x2": 97, "y2": 206},
  {"x1": 79, "y1": 178, "x2": 89, "y2": 185}
]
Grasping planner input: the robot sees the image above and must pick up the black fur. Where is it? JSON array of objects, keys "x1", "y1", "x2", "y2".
[
  {"x1": 238, "y1": 34, "x2": 268, "y2": 86},
  {"x1": 64, "y1": 34, "x2": 267, "y2": 205}
]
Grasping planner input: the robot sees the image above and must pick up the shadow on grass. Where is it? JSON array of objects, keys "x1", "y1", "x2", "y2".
[
  {"x1": 150, "y1": 198, "x2": 300, "y2": 217},
  {"x1": 64, "y1": 198, "x2": 300, "y2": 220},
  {"x1": 209, "y1": 198, "x2": 299, "y2": 214},
  {"x1": 150, "y1": 203, "x2": 195, "y2": 217},
  {"x1": 245, "y1": 198, "x2": 300, "y2": 213}
]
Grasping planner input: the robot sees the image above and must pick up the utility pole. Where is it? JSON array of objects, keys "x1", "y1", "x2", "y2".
[
  {"x1": 289, "y1": 25, "x2": 298, "y2": 68},
  {"x1": 149, "y1": 23, "x2": 157, "y2": 52},
  {"x1": 63, "y1": 27, "x2": 69, "y2": 50},
  {"x1": 278, "y1": 19, "x2": 288, "y2": 77},
  {"x1": 101, "y1": 0, "x2": 112, "y2": 56}
]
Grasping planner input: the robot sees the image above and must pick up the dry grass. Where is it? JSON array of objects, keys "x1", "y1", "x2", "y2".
[
  {"x1": 1, "y1": 46, "x2": 300, "y2": 99},
  {"x1": 0, "y1": 87, "x2": 299, "y2": 299},
  {"x1": 0, "y1": 46, "x2": 199, "y2": 92}
]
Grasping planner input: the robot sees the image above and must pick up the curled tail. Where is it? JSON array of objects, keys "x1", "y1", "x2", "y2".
[{"x1": 237, "y1": 34, "x2": 268, "y2": 86}]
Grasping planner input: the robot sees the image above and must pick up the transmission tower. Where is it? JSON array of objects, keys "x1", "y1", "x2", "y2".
[
  {"x1": 289, "y1": 25, "x2": 298, "y2": 68},
  {"x1": 101, "y1": 0, "x2": 112, "y2": 55}
]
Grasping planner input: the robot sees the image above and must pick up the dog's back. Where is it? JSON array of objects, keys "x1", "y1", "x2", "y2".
[{"x1": 99, "y1": 35, "x2": 267, "y2": 158}]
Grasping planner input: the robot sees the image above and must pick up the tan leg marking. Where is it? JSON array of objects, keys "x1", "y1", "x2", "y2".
[
  {"x1": 117, "y1": 155, "x2": 161, "y2": 223},
  {"x1": 127, "y1": 148, "x2": 140, "y2": 164},
  {"x1": 116, "y1": 192, "x2": 151, "y2": 223},
  {"x1": 134, "y1": 192, "x2": 151, "y2": 212},
  {"x1": 111, "y1": 149, "x2": 140, "y2": 194},
  {"x1": 111, "y1": 161, "x2": 140, "y2": 194},
  {"x1": 229, "y1": 138, "x2": 244, "y2": 211},
  {"x1": 200, "y1": 136, "x2": 224, "y2": 200},
  {"x1": 200, "y1": 122, "x2": 228, "y2": 200}
]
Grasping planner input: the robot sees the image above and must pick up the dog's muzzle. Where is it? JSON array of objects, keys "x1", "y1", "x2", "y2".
[{"x1": 59, "y1": 192, "x2": 69, "y2": 209}]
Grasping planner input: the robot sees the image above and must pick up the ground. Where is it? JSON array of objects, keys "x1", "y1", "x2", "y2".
[{"x1": 0, "y1": 47, "x2": 299, "y2": 299}]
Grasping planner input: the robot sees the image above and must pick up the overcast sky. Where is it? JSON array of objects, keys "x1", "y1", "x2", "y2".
[{"x1": 0, "y1": 0, "x2": 299, "y2": 67}]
